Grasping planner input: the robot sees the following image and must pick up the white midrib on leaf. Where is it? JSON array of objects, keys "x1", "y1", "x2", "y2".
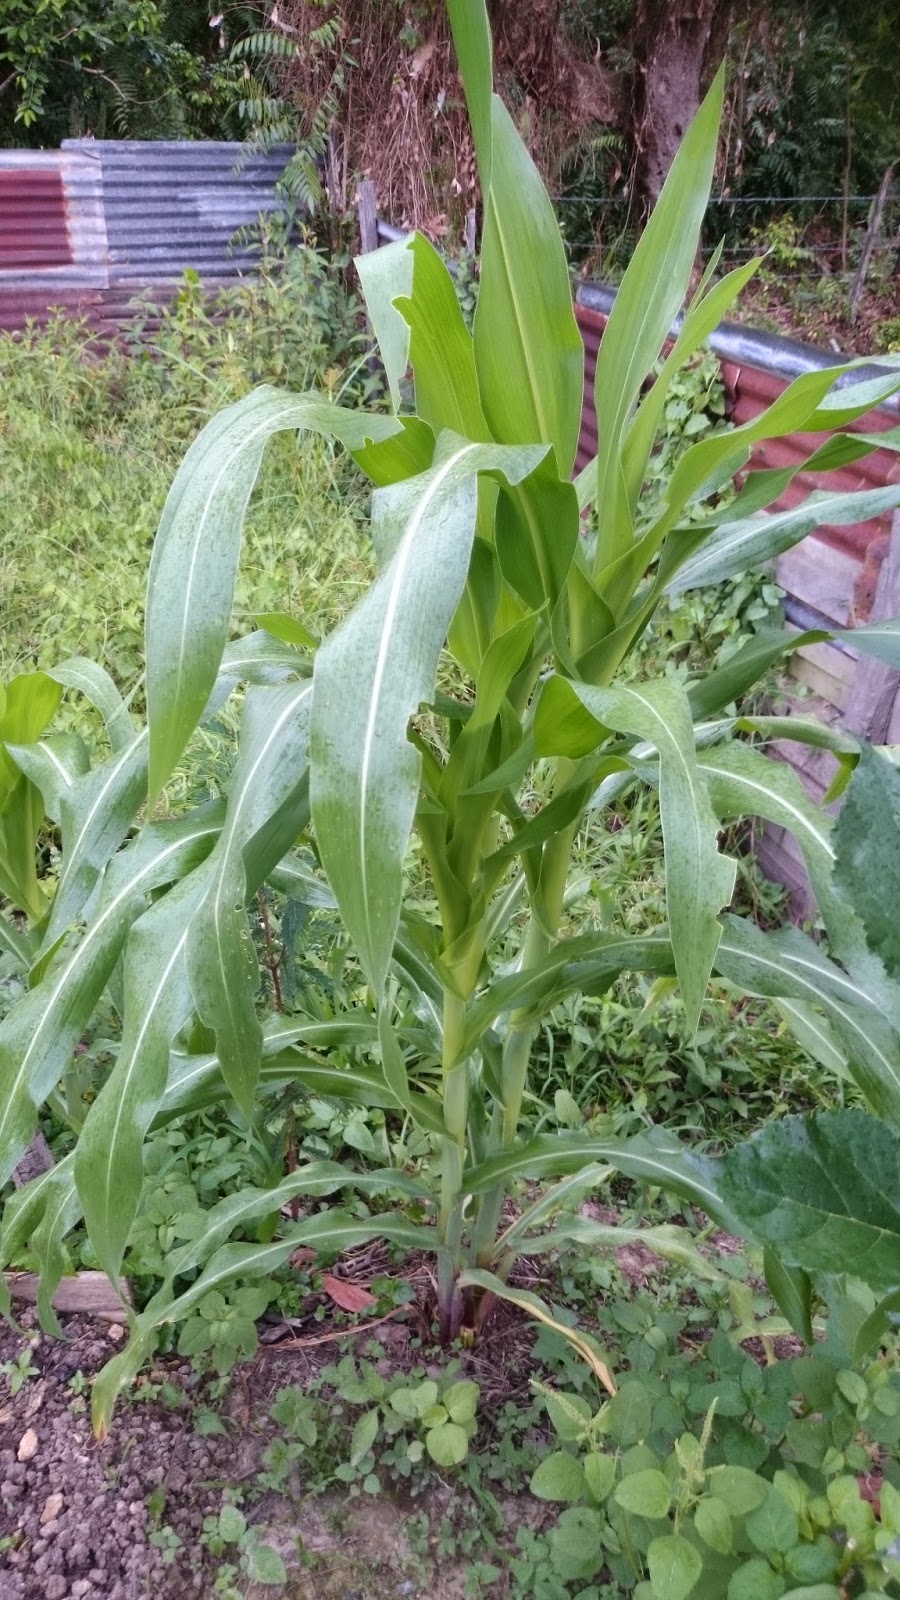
[{"x1": 700, "y1": 757, "x2": 835, "y2": 863}]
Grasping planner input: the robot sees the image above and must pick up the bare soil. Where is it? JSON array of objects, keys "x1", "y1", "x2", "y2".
[{"x1": 0, "y1": 1308, "x2": 483, "y2": 1600}]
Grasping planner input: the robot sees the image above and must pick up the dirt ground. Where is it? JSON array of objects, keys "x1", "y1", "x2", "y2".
[{"x1": 0, "y1": 1307, "x2": 485, "y2": 1600}]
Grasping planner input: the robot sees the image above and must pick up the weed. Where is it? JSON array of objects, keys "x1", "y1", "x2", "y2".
[{"x1": 0, "y1": 1340, "x2": 39, "y2": 1395}]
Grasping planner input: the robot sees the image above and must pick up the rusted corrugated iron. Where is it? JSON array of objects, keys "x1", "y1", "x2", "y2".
[{"x1": 0, "y1": 141, "x2": 293, "y2": 334}]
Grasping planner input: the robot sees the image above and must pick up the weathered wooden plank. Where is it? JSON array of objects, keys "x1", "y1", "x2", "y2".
[
  {"x1": 5, "y1": 1271, "x2": 131, "y2": 1322},
  {"x1": 843, "y1": 510, "x2": 900, "y2": 742},
  {"x1": 776, "y1": 540, "x2": 859, "y2": 628},
  {"x1": 789, "y1": 639, "x2": 857, "y2": 709}
]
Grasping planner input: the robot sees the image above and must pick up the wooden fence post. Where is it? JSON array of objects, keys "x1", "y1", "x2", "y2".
[
  {"x1": 844, "y1": 509, "x2": 900, "y2": 742},
  {"x1": 357, "y1": 179, "x2": 378, "y2": 255}
]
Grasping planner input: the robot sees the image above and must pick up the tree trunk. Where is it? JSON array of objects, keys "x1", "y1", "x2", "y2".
[{"x1": 632, "y1": 0, "x2": 736, "y2": 216}]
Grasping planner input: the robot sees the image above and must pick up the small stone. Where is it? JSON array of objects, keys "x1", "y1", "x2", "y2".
[
  {"x1": 67, "y1": 1541, "x2": 90, "y2": 1570},
  {"x1": 71, "y1": 1583, "x2": 92, "y2": 1599},
  {"x1": 42, "y1": 1520, "x2": 59, "y2": 1538},
  {"x1": 46, "y1": 1578, "x2": 67, "y2": 1600},
  {"x1": 16, "y1": 1428, "x2": 38, "y2": 1462},
  {"x1": 41, "y1": 1492, "x2": 64, "y2": 1525},
  {"x1": 106, "y1": 1323, "x2": 124, "y2": 1344},
  {"x1": 89, "y1": 1571, "x2": 108, "y2": 1588}
]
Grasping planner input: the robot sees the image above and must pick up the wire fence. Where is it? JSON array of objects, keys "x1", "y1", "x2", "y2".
[{"x1": 550, "y1": 186, "x2": 899, "y2": 273}]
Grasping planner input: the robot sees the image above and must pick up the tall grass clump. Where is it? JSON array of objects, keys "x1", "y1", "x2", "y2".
[{"x1": 0, "y1": 242, "x2": 376, "y2": 685}]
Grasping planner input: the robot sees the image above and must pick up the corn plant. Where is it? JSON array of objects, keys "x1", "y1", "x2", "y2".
[{"x1": 3, "y1": 0, "x2": 900, "y2": 1435}]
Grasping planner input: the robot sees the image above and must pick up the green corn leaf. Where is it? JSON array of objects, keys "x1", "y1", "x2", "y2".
[
  {"x1": 75, "y1": 867, "x2": 212, "y2": 1285},
  {"x1": 463, "y1": 1128, "x2": 731, "y2": 1226},
  {"x1": 395, "y1": 233, "x2": 489, "y2": 440},
  {"x1": 0, "y1": 672, "x2": 64, "y2": 921},
  {"x1": 440, "y1": 616, "x2": 536, "y2": 807},
  {"x1": 668, "y1": 484, "x2": 900, "y2": 592},
  {"x1": 145, "y1": 386, "x2": 399, "y2": 802},
  {"x1": 763, "y1": 1247, "x2": 814, "y2": 1346},
  {"x1": 0, "y1": 911, "x2": 33, "y2": 969},
  {"x1": 495, "y1": 1166, "x2": 615, "y2": 1253},
  {"x1": 520, "y1": 1218, "x2": 723, "y2": 1281},
  {"x1": 593, "y1": 68, "x2": 724, "y2": 567},
  {"x1": 621, "y1": 256, "x2": 762, "y2": 515},
  {"x1": 562, "y1": 679, "x2": 735, "y2": 1031},
  {"x1": 353, "y1": 417, "x2": 436, "y2": 489},
  {"x1": 714, "y1": 915, "x2": 900, "y2": 1126},
  {"x1": 690, "y1": 431, "x2": 882, "y2": 530},
  {"x1": 44, "y1": 730, "x2": 149, "y2": 945},
  {"x1": 48, "y1": 658, "x2": 135, "y2": 752},
  {"x1": 7, "y1": 735, "x2": 91, "y2": 825},
  {"x1": 354, "y1": 238, "x2": 414, "y2": 412},
  {"x1": 0, "y1": 806, "x2": 222, "y2": 1188},
  {"x1": 0, "y1": 1155, "x2": 79, "y2": 1333},
  {"x1": 0, "y1": 776, "x2": 47, "y2": 922},
  {"x1": 834, "y1": 743, "x2": 900, "y2": 981},
  {"x1": 311, "y1": 434, "x2": 546, "y2": 997},
  {"x1": 217, "y1": 628, "x2": 309, "y2": 686},
  {"x1": 0, "y1": 672, "x2": 62, "y2": 808},
  {"x1": 378, "y1": 1010, "x2": 445, "y2": 1133},
  {"x1": 474, "y1": 96, "x2": 583, "y2": 476},
  {"x1": 495, "y1": 461, "x2": 580, "y2": 622},
  {"x1": 267, "y1": 852, "x2": 336, "y2": 906},
  {"x1": 699, "y1": 742, "x2": 835, "y2": 899},
  {"x1": 186, "y1": 680, "x2": 313, "y2": 1117},
  {"x1": 30, "y1": 1160, "x2": 84, "y2": 1335},
  {"x1": 158, "y1": 1049, "x2": 394, "y2": 1125},
  {"x1": 160, "y1": 1173, "x2": 430, "y2": 1295},
  {"x1": 696, "y1": 739, "x2": 900, "y2": 1027},
  {"x1": 253, "y1": 612, "x2": 317, "y2": 651},
  {"x1": 774, "y1": 999, "x2": 849, "y2": 1083},
  {"x1": 718, "y1": 1110, "x2": 900, "y2": 1292},
  {"x1": 445, "y1": 0, "x2": 493, "y2": 191},
  {"x1": 461, "y1": 932, "x2": 674, "y2": 1056},
  {"x1": 686, "y1": 616, "x2": 900, "y2": 723},
  {"x1": 648, "y1": 361, "x2": 900, "y2": 562}
]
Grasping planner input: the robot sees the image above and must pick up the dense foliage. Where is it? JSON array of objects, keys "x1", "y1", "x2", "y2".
[{"x1": 1, "y1": 4, "x2": 900, "y2": 1594}]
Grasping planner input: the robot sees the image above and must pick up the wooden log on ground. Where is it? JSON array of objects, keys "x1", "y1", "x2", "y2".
[{"x1": 4, "y1": 1271, "x2": 131, "y2": 1323}]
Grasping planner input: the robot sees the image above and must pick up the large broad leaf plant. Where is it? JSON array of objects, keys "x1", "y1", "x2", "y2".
[{"x1": 2, "y1": 0, "x2": 900, "y2": 1431}]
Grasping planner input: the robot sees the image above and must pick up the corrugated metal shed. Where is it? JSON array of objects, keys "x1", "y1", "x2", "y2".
[{"x1": 0, "y1": 141, "x2": 293, "y2": 333}]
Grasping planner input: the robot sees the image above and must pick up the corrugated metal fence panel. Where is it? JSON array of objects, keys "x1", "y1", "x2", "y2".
[
  {"x1": 0, "y1": 141, "x2": 293, "y2": 332},
  {"x1": 0, "y1": 148, "x2": 108, "y2": 332},
  {"x1": 67, "y1": 141, "x2": 292, "y2": 285}
]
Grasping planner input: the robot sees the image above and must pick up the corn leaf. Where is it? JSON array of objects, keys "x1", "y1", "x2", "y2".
[
  {"x1": 311, "y1": 435, "x2": 545, "y2": 996},
  {"x1": 145, "y1": 386, "x2": 399, "y2": 802}
]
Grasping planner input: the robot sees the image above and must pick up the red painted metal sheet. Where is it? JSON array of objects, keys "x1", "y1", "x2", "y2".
[{"x1": 0, "y1": 169, "x2": 71, "y2": 269}]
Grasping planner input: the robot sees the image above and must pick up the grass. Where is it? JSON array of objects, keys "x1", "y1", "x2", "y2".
[{"x1": 0, "y1": 246, "x2": 376, "y2": 687}]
